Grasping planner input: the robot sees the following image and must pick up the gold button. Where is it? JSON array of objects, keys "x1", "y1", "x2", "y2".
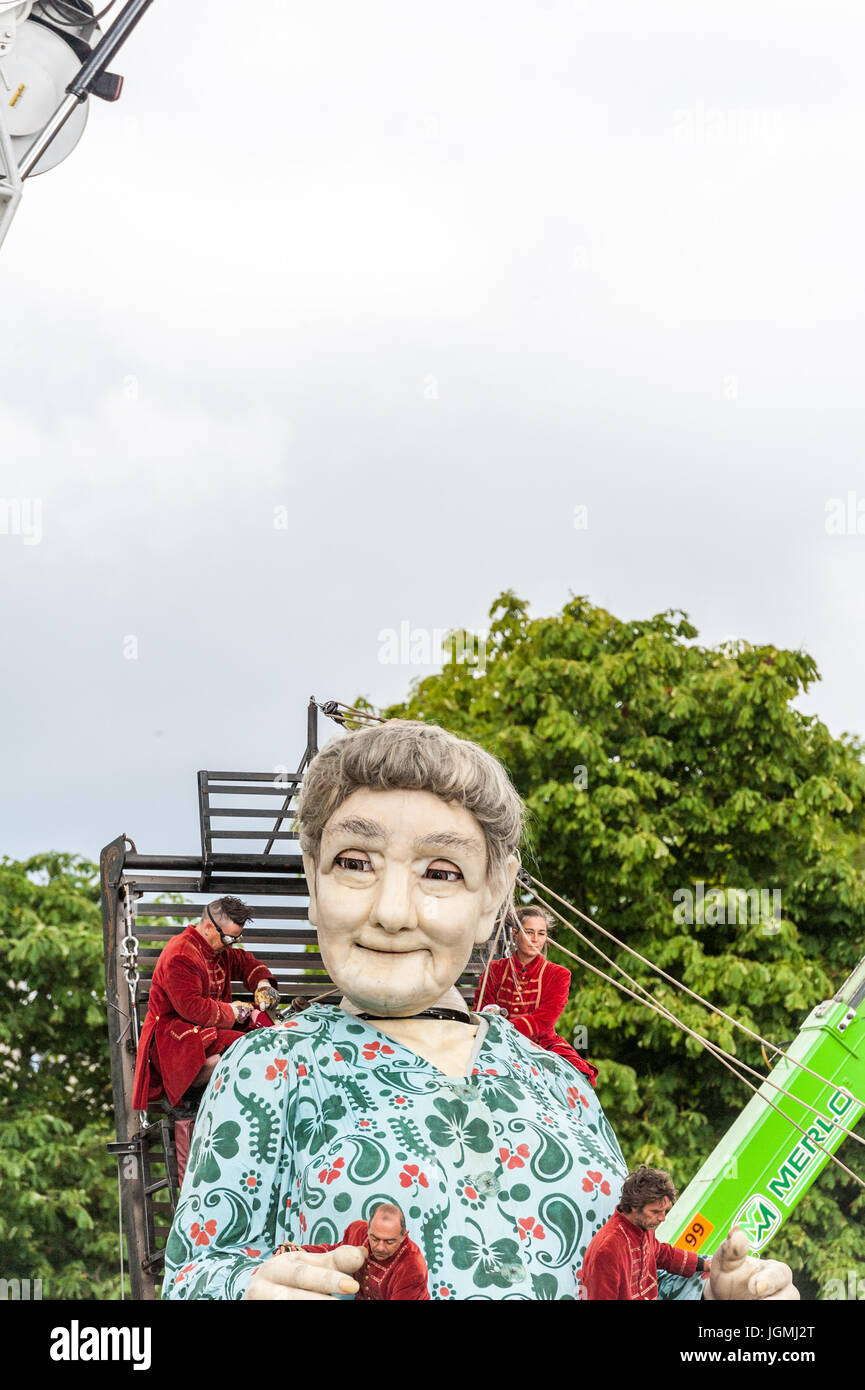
[{"x1": 194, "y1": 1027, "x2": 199, "y2": 1033}]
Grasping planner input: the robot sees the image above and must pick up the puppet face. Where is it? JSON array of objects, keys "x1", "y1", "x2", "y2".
[{"x1": 305, "y1": 787, "x2": 511, "y2": 1015}]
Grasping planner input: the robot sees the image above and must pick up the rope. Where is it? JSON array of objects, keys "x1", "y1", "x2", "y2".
[
  {"x1": 527, "y1": 872, "x2": 855, "y2": 1101},
  {"x1": 528, "y1": 886, "x2": 865, "y2": 1153},
  {"x1": 475, "y1": 908, "x2": 508, "y2": 1012},
  {"x1": 551, "y1": 928, "x2": 865, "y2": 1190},
  {"x1": 319, "y1": 700, "x2": 385, "y2": 728},
  {"x1": 527, "y1": 899, "x2": 865, "y2": 1190}
]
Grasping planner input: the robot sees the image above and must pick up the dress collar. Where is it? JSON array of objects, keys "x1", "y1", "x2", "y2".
[{"x1": 510, "y1": 953, "x2": 543, "y2": 977}]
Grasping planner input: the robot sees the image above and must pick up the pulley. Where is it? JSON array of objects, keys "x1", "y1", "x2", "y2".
[{"x1": 0, "y1": 2, "x2": 112, "y2": 175}]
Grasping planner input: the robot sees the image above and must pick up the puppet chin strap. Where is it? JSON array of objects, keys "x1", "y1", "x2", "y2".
[{"x1": 355, "y1": 1007, "x2": 474, "y2": 1025}]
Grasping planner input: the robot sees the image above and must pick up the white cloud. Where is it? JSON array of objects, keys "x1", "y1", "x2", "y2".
[{"x1": 2, "y1": 0, "x2": 865, "y2": 857}]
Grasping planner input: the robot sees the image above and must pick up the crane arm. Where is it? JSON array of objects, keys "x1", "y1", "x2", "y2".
[{"x1": 658, "y1": 953, "x2": 865, "y2": 1258}]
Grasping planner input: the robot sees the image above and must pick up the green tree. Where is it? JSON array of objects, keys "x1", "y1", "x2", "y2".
[
  {"x1": 379, "y1": 591, "x2": 865, "y2": 1299},
  {"x1": 0, "y1": 853, "x2": 120, "y2": 1299}
]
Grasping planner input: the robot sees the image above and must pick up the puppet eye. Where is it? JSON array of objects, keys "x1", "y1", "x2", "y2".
[
  {"x1": 424, "y1": 861, "x2": 463, "y2": 882},
  {"x1": 334, "y1": 854, "x2": 374, "y2": 872}
]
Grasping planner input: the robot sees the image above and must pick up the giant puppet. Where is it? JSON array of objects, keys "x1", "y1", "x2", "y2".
[{"x1": 163, "y1": 720, "x2": 797, "y2": 1301}]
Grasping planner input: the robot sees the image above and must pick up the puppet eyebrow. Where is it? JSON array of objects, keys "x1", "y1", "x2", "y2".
[
  {"x1": 326, "y1": 817, "x2": 390, "y2": 843},
  {"x1": 324, "y1": 821, "x2": 483, "y2": 859},
  {"x1": 414, "y1": 832, "x2": 484, "y2": 858}
]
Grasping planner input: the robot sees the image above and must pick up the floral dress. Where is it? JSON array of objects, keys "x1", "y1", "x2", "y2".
[{"x1": 163, "y1": 1005, "x2": 701, "y2": 1301}]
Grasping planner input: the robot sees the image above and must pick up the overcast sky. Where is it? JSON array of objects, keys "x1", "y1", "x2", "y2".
[{"x1": 2, "y1": 1, "x2": 865, "y2": 863}]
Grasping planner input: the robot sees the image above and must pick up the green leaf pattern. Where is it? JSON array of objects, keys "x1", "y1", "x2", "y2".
[{"x1": 163, "y1": 1006, "x2": 692, "y2": 1301}]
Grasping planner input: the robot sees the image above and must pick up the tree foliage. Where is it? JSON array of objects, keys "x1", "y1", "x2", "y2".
[
  {"x1": 378, "y1": 591, "x2": 865, "y2": 1298},
  {"x1": 0, "y1": 853, "x2": 120, "y2": 1299},
  {"x1": 5, "y1": 591, "x2": 865, "y2": 1301}
]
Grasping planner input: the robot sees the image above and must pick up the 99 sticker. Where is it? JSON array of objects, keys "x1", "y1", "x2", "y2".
[{"x1": 674, "y1": 1212, "x2": 714, "y2": 1253}]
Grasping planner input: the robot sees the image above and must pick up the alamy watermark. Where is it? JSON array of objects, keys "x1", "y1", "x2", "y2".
[
  {"x1": 825, "y1": 492, "x2": 865, "y2": 535},
  {"x1": 822, "y1": 1271, "x2": 865, "y2": 1300},
  {"x1": 673, "y1": 103, "x2": 784, "y2": 147},
  {"x1": 0, "y1": 1277, "x2": 42, "y2": 1299},
  {"x1": 378, "y1": 621, "x2": 488, "y2": 673},
  {"x1": 673, "y1": 882, "x2": 782, "y2": 933},
  {"x1": 50, "y1": 1321, "x2": 151, "y2": 1369},
  {"x1": 0, "y1": 497, "x2": 42, "y2": 545}
]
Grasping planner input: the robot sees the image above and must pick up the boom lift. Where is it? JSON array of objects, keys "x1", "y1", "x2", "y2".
[{"x1": 660, "y1": 957, "x2": 865, "y2": 1258}]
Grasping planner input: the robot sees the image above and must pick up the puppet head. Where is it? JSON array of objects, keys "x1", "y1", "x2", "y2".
[{"x1": 297, "y1": 720, "x2": 523, "y2": 1015}]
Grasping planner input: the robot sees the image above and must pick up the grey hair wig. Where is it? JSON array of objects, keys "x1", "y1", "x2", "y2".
[{"x1": 297, "y1": 719, "x2": 525, "y2": 896}]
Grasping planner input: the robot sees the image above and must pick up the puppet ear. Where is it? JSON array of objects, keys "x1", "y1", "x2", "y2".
[
  {"x1": 302, "y1": 853, "x2": 319, "y2": 927},
  {"x1": 474, "y1": 854, "x2": 519, "y2": 945}
]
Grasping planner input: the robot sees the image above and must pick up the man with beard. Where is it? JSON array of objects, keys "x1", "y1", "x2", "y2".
[{"x1": 579, "y1": 1166, "x2": 712, "y2": 1300}]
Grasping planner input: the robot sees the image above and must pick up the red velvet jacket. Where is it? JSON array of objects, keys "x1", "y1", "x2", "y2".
[
  {"x1": 474, "y1": 954, "x2": 598, "y2": 1085},
  {"x1": 578, "y1": 1209, "x2": 700, "y2": 1300},
  {"x1": 303, "y1": 1221, "x2": 430, "y2": 1300},
  {"x1": 132, "y1": 925, "x2": 274, "y2": 1109}
]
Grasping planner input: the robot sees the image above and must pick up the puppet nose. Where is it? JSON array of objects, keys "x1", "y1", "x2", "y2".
[{"x1": 372, "y1": 867, "x2": 417, "y2": 934}]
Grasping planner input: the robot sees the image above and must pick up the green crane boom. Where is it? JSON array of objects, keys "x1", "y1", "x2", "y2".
[{"x1": 658, "y1": 955, "x2": 865, "y2": 1257}]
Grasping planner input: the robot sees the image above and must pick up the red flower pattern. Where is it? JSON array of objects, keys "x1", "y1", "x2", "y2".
[
  {"x1": 264, "y1": 1058, "x2": 288, "y2": 1082},
  {"x1": 517, "y1": 1217, "x2": 546, "y2": 1242},
  {"x1": 362, "y1": 1041, "x2": 395, "y2": 1061},
  {"x1": 499, "y1": 1143, "x2": 530, "y2": 1170},
  {"x1": 190, "y1": 1219, "x2": 217, "y2": 1247},
  {"x1": 318, "y1": 1157, "x2": 345, "y2": 1185},
  {"x1": 398, "y1": 1163, "x2": 429, "y2": 1191}
]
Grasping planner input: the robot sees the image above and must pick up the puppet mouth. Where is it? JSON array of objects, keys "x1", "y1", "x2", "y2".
[{"x1": 356, "y1": 943, "x2": 425, "y2": 956}]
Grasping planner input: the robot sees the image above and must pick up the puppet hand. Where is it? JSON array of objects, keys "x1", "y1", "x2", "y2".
[
  {"x1": 704, "y1": 1227, "x2": 799, "y2": 1301},
  {"x1": 243, "y1": 1245, "x2": 368, "y2": 1301}
]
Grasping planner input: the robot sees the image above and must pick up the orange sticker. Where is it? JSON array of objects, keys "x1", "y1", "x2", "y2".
[{"x1": 674, "y1": 1212, "x2": 715, "y2": 1254}]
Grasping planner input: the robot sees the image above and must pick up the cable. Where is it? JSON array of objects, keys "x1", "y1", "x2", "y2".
[
  {"x1": 475, "y1": 907, "x2": 508, "y2": 1013},
  {"x1": 544, "y1": 926, "x2": 865, "y2": 1192},
  {"x1": 530, "y1": 885, "x2": 865, "y2": 1153},
  {"x1": 527, "y1": 871, "x2": 854, "y2": 1101},
  {"x1": 38, "y1": 0, "x2": 117, "y2": 26},
  {"x1": 319, "y1": 700, "x2": 385, "y2": 728}
]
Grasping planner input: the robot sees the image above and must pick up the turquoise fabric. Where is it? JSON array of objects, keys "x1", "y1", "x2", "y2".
[{"x1": 162, "y1": 1005, "x2": 702, "y2": 1301}]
